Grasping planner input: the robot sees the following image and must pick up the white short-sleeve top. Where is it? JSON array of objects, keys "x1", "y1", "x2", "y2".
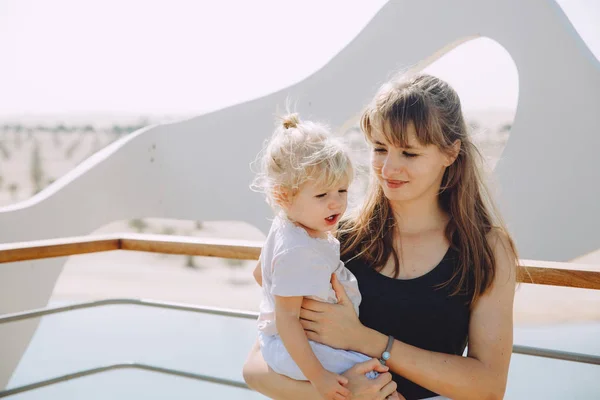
[{"x1": 257, "y1": 215, "x2": 362, "y2": 336}]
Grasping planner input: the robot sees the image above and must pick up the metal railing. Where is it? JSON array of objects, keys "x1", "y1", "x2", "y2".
[
  {"x1": 1, "y1": 233, "x2": 599, "y2": 396},
  {"x1": 0, "y1": 300, "x2": 256, "y2": 398},
  {"x1": 0, "y1": 363, "x2": 248, "y2": 398},
  {"x1": 1, "y1": 297, "x2": 598, "y2": 397}
]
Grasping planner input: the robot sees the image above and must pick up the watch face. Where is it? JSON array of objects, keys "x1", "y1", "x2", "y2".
[{"x1": 382, "y1": 351, "x2": 391, "y2": 360}]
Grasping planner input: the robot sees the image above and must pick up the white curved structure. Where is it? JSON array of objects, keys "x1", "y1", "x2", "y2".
[{"x1": 1, "y1": 0, "x2": 599, "y2": 390}]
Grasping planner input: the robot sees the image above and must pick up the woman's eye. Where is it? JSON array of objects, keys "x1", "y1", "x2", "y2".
[
  {"x1": 373, "y1": 148, "x2": 387, "y2": 153},
  {"x1": 403, "y1": 152, "x2": 418, "y2": 158}
]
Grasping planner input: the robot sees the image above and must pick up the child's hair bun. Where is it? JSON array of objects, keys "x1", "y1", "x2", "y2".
[{"x1": 282, "y1": 113, "x2": 300, "y2": 129}]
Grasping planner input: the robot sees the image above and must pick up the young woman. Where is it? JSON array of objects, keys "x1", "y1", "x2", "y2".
[{"x1": 244, "y1": 74, "x2": 518, "y2": 400}]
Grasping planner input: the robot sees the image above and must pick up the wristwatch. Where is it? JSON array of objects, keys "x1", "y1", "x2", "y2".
[{"x1": 379, "y1": 335, "x2": 394, "y2": 365}]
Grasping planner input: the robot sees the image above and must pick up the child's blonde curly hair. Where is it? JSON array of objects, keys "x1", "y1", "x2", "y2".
[{"x1": 251, "y1": 113, "x2": 353, "y2": 209}]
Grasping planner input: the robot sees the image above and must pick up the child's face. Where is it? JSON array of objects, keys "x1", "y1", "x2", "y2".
[{"x1": 282, "y1": 177, "x2": 349, "y2": 239}]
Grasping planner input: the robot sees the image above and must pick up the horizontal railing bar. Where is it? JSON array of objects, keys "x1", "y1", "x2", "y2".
[
  {"x1": 0, "y1": 235, "x2": 120, "y2": 263},
  {"x1": 1, "y1": 298, "x2": 598, "y2": 367},
  {"x1": 120, "y1": 234, "x2": 262, "y2": 260},
  {"x1": 512, "y1": 345, "x2": 600, "y2": 366},
  {"x1": 1, "y1": 233, "x2": 600, "y2": 289},
  {"x1": 0, "y1": 363, "x2": 249, "y2": 398},
  {"x1": 0, "y1": 233, "x2": 263, "y2": 264},
  {"x1": 0, "y1": 298, "x2": 258, "y2": 325},
  {"x1": 519, "y1": 266, "x2": 600, "y2": 290}
]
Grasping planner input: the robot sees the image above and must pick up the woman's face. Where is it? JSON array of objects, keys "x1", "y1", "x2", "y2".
[{"x1": 370, "y1": 122, "x2": 457, "y2": 204}]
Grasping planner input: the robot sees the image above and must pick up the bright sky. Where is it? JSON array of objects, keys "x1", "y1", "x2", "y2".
[{"x1": 0, "y1": 0, "x2": 597, "y2": 117}]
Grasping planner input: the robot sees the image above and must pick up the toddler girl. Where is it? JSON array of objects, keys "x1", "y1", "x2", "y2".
[{"x1": 251, "y1": 113, "x2": 379, "y2": 400}]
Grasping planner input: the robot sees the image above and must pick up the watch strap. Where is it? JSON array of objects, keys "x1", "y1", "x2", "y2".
[{"x1": 379, "y1": 335, "x2": 394, "y2": 365}]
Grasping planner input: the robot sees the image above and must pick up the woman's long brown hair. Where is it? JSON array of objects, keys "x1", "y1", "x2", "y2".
[{"x1": 340, "y1": 74, "x2": 519, "y2": 305}]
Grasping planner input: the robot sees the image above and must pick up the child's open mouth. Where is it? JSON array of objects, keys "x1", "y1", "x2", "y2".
[{"x1": 325, "y1": 214, "x2": 340, "y2": 225}]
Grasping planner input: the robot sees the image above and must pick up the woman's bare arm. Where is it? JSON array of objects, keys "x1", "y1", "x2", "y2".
[
  {"x1": 247, "y1": 255, "x2": 399, "y2": 398},
  {"x1": 302, "y1": 231, "x2": 516, "y2": 400},
  {"x1": 243, "y1": 341, "x2": 398, "y2": 400},
  {"x1": 243, "y1": 341, "x2": 322, "y2": 400}
]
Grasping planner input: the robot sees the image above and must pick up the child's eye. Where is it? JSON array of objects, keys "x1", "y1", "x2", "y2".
[
  {"x1": 338, "y1": 189, "x2": 348, "y2": 194},
  {"x1": 373, "y1": 148, "x2": 387, "y2": 153},
  {"x1": 315, "y1": 193, "x2": 327, "y2": 198},
  {"x1": 403, "y1": 151, "x2": 418, "y2": 158}
]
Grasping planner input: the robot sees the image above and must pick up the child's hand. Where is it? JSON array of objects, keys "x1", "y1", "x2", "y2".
[{"x1": 311, "y1": 370, "x2": 351, "y2": 400}]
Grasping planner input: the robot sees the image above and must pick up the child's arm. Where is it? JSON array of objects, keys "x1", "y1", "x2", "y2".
[
  {"x1": 253, "y1": 261, "x2": 262, "y2": 286},
  {"x1": 275, "y1": 295, "x2": 350, "y2": 400}
]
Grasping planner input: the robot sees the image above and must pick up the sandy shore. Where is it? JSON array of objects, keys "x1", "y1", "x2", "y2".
[{"x1": 49, "y1": 219, "x2": 600, "y2": 326}]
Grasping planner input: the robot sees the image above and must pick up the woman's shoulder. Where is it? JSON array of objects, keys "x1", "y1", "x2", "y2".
[
  {"x1": 485, "y1": 227, "x2": 518, "y2": 285},
  {"x1": 485, "y1": 228, "x2": 516, "y2": 259}
]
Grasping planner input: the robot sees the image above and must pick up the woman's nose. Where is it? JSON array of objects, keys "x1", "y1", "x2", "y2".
[{"x1": 382, "y1": 155, "x2": 404, "y2": 176}]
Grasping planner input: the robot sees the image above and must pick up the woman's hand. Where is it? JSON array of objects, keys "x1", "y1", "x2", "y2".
[
  {"x1": 243, "y1": 339, "x2": 403, "y2": 400},
  {"x1": 342, "y1": 358, "x2": 399, "y2": 400},
  {"x1": 300, "y1": 273, "x2": 366, "y2": 351}
]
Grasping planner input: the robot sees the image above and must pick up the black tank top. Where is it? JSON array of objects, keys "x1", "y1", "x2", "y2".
[{"x1": 343, "y1": 247, "x2": 471, "y2": 400}]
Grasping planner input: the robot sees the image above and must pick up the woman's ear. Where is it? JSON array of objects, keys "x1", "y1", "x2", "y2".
[{"x1": 444, "y1": 139, "x2": 461, "y2": 166}]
